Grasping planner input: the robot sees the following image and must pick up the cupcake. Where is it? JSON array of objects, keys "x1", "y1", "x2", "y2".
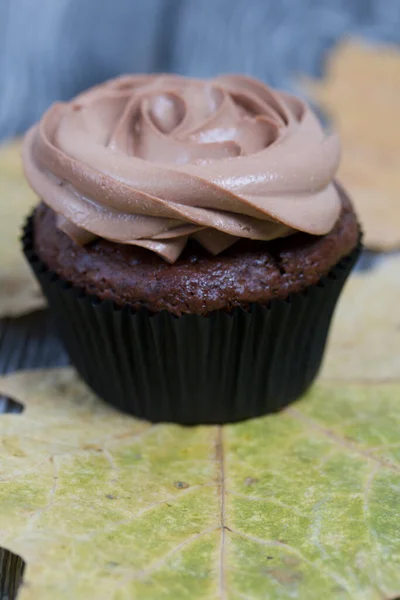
[{"x1": 21, "y1": 74, "x2": 361, "y2": 424}]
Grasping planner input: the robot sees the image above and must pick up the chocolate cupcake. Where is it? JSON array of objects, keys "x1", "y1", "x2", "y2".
[{"x1": 22, "y1": 74, "x2": 361, "y2": 424}]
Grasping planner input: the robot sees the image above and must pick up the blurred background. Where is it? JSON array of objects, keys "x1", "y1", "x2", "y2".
[{"x1": 1, "y1": 0, "x2": 400, "y2": 140}]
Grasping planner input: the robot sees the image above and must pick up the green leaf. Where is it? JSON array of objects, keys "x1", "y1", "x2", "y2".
[{"x1": 1, "y1": 369, "x2": 400, "y2": 599}]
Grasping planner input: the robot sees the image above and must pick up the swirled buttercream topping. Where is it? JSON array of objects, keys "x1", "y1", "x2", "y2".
[{"x1": 22, "y1": 74, "x2": 341, "y2": 262}]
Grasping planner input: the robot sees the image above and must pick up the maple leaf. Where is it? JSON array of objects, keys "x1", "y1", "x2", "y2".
[
  {"x1": 303, "y1": 39, "x2": 400, "y2": 251},
  {"x1": 321, "y1": 256, "x2": 400, "y2": 382},
  {"x1": 0, "y1": 140, "x2": 45, "y2": 317},
  {"x1": 1, "y1": 367, "x2": 400, "y2": 600}
]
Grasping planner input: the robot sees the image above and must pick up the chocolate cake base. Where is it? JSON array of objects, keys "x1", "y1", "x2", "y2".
[{"x1": 32, "y1": 184, "x2": 359, "y2": 316}]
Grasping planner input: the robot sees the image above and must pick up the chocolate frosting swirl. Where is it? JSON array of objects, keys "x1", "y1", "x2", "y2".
[{"x1": 22, "y1": 74, "x2": 341, "y2": 262}]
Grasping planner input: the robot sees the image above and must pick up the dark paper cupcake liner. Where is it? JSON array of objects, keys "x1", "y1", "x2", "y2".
[{"x1": 22, "y1": 215, "x2": 361, "y2": 425}]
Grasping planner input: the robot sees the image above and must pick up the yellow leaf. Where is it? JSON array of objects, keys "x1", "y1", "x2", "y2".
[
  {"x1": 0, "y1": 140, "x2": 46, "y2": 317},
  {"x1": 303, "y1": 39, "x2": 400, "y2": 250},
  {"x1": 1, "y1": 368, "x2": 400, "y2": 599},
  {"x1": 321, "y1": 256, "x2": 400, "y2": 381}
]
